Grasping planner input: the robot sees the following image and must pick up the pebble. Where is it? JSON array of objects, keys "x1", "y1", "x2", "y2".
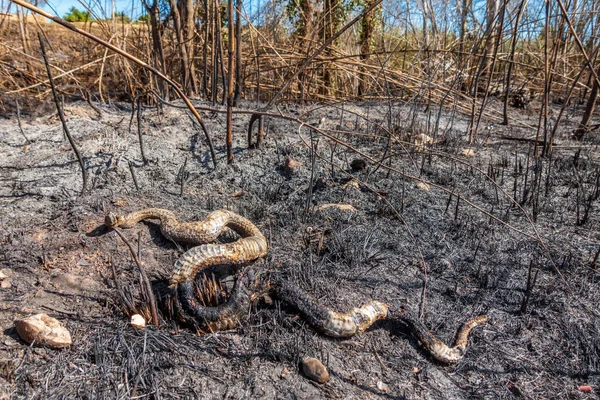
[
  {"x1": 14, "y1": 314, "x2": 72, "y2": 349},
  {"x1": 414, "y1": 133, "x2": 434, "y2": 151},
  {"x1": 416, "y1": 182, "x2": 431, "y2": 191},
  {"x1": 283, "y1": 157, "x2": 302, "y2": 175},
  {"x1": 1, "y1": 279, "x2": 12, "y2": 289},
  {"x1": 301, "y1": 357, "x2": 329, "y2": 383},
  {"x1": 342, "y1": 179, "x2": 361, "y2": 191},
  {"x1": 461, "y1": 148, "x2": 475, "y2": 157},
  {"x1": 130, "y1": 314, "x2": 146, "y2": 329},
  {"x1": 377, "y1": 381, "x2": 389, "y2": 392}
]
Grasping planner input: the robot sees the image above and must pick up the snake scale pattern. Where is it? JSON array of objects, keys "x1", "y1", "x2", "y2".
[{"x1": 106, "y1": 208, "x2": 487, "y2": 364}]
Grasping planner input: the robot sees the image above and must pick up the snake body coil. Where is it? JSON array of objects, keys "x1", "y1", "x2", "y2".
[
  {"x1": 105, "y1": 208, "x2": 268, "y2": 287},
  {"x1": 272, "y1": 275, "x2": 388, "y2": 338},
  {"x1": 106, "y1": 208, "x2": 486, "y2": 364}
]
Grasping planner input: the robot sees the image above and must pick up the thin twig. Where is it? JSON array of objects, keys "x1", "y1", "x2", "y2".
[
  {"x1": 38, "y1": 32, "x2": 87, "y2": 195},
  {"x1": 128, "y1": 161, "x2": 140, "y2": 191}
]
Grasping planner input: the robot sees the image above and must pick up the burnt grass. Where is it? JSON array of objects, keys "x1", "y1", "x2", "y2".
[{"x1": 0, "y1": 98, "x2": 600, "y2": 399}]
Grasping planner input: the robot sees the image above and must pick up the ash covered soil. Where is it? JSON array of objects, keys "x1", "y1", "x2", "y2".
[{"x1": 0, "y1": 99, "x2": 599, "y2": 399}]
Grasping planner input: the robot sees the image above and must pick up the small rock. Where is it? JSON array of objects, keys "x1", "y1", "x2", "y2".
[
  {"x1": 416, "y1": 182, "x2": 430, "y2": 191},
  {"x1": 283, "y1": 157, "x2": 302, "y2": 175},
  {"x1": 14, "y1": 314, "x2": 71, "y2": 349},
  {"x1": 578, "y1": 385, "x2": 593, "y2": 393},
  {"x1": 414, "y1": 133, "x2": 434, "y2": 151},
  {"x1": 301, "y1": 357, "x2": 329, "y2": 383},
  {"x1": 461, "y1": 148, "x2": 475, "y2": 157},
  {"x1": 377, "y1": 381, "x2": 389, "y2": 392},
  {"x1": 342, "y1": 179, "x2": 361, "y2": 191},
  {"x1": 279, "y1": 366, "x2": 290, "y2": 379},
  {"x1": 0, "y1": 269, "x2": 10, "y2": 280},
  {"x1": 1, "y1": 279, "x2": 12, "y2": 289},
  {"x1": 350, "y1": 158, "x2": 367, "y2": 172},
  {"x1": 130, "y1": 314, "x2": 146, "y2": 329}
]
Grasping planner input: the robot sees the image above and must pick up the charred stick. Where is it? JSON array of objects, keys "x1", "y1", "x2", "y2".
[
  {"x1": 38, "y1": 32, "x2": 87, "y2": 194},
  {"x1": 445, "y1": 192, "x2": 452, "y2": 214},
  {"x1": 247, "y1": 113, "x2": 264, "y2": 149},
  {"x1": 137, "y1": 96, "x2": 148, "y2": 165},
  {"x1": 454, "y1": 194, "x2": 460, "y2": 221},
  {"x1": 304, "y1": 129, "x2": 318, "y2": 220},
  {"x1": 225, "y1": 0, "x2": 235, "y2": 163},
  {"x1": 591, "y1": 245, "x2": 600, "y2": 269},
  {"x1": 110, "y1": 258, "x2": 136, "y2": 313},
  {"x1": 128, "y1": 161, "x2": 140, "y2": 191},
  {"x1": 137, "y1": 232, "x2": 142, "y2": 260},
  {"x1": 179, "y1": 157, "x2": 188, "y2": 196},
  {"x1": 15, "y1": 99, "x2": 30, "y2": 144},
  {"x1": 512, "y1": 153, "x2": 518, "y2": 205},
  {"x1": 519, "y1": 260, "x2": 538, "y2": 315},
  {"x1": 128, "y1": 94, "x2": 136, "y2": 134}
]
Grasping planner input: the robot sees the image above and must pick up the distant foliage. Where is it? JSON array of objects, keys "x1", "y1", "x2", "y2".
[
  {"x1": 63, "y1": 7, "x2": 93, "y2": 22},
  {"x1": 113, "y1": 12, "x2": 131, "y2": 23}
]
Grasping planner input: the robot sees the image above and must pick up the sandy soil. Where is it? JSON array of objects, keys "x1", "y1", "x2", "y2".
[{"x1": 0, "y1": 98, "x2": 599, "y2": 399}]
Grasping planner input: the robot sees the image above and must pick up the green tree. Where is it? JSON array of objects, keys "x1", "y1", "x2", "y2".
[
  {"x1": 113, "y1": 11, "x2": 131, "y2": 23},
  {"x1": 63, "y1": 7, "x2": 93, "y2": 22}
]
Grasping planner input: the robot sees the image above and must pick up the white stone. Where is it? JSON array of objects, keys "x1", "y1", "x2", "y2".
[
  {"x1": 130, "y1": 314, "x2": 146, "y2": 329},
  {"x1": 461, "y1": 148, "x2": 475, "y2": 157},
  {"x1": 14, "y1": 314, "x2": 71, "y2": 349}
]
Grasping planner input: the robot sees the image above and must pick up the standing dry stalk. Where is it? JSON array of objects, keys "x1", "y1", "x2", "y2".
[
  {"x1": 519, "y1": 260, "x2": 538, "y2": 315},
  {"x1": 15, "y1": 99, "x2": 30, "y2": 144},
  {"x1": 226, "y1": 0, "x2": 235, "y2": 163},
  {"x1": 137, "y1": 96, "x2": 149, "y2": 165},
  {"x1": 128, "y1": 161, "x2": 140, "y2": 191},
  {"x1": 179, "y1": 156, "x2": 188, "y2": 196},
  {"x1": 502, "y1": 0, "x2": 526, "y2": 125},
  {"x1": 233, "y1": 0, "x2": 242, "y2": 106},
  {"x1": 38, "y1": 32, "x2": 87, "y2": 195}
]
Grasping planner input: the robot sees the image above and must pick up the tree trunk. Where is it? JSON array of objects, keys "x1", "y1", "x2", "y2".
[
  {"x1": 322, "y1": 0, "x2": 342, "y2": 96},
  {"x1": 457, "y1": 0, "x2": 471, "y2": 69},
  {"x1": 168, "y1": 0, "x2": 192, "y2": 94},
  {"x1": 144, "y1": 0, "x2": 169, "y2": 99},
  {"x1": 182, "y1": 0, "x2": 198, "y2": 94},
  {"x1": 502, "y1": 0, "x2": 527, "y2": 125},
  {"x1": 482, "y1": 0, "x2": 501, "y2": 82},
  {"x1": 358, "y1": 0, "x2": 379, "y2": 97}
]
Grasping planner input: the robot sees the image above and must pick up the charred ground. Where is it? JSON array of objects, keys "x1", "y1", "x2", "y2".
[{"x1": 0, "y1": 99, "x2": 599, "y2": 399}]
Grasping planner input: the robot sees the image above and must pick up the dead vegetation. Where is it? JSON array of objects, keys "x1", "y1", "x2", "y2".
[{"x1": 0, "y1": 0, "x2": 600, "y2": 398}]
